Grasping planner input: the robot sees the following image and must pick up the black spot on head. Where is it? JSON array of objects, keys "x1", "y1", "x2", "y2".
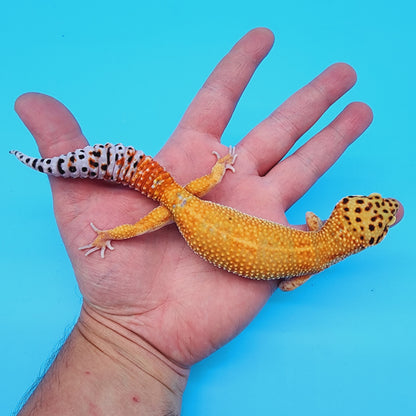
[
  {"x1": 344, "y1": 215, "x2": 350, "y2": 221},
  {"x1": 355, "y1": 207, "x2": 361, "y2": 213},
  {"x1": 356, "y1": 199, "x2": 364, "y2": 204},
  {"x1": 369, "y1": 237, "x2": 375, "y2": 245},
  {"x1": 342, "y1": 198, "x2": 349, "y2": 204},
  {"x1": 369, "y1": 224, "x2": 375, "y2": 231},
  {"x1": 371, "y1": 216, "x2": 377, "y2": 222},
  {"x1": 375, "y1": 202, "x2": 381, "y2": 208},
  {"x1": 355, "y1": 217, "x2": 362, "y2": 222},
  {"x1": 378, "y1": 222, "x2": 383, "y2": 228},
  {"x1": 344, "y1": 207, "x2": 349, "y2": 212}
]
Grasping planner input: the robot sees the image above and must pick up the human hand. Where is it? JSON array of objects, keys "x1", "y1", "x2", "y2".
[{"x1": 14, "y1": 28, "x2": 386, "y2": 368}]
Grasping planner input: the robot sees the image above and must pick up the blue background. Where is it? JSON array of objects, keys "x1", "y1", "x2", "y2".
[{"x1": 1, "y1": 1, "x2": 415, "y2": 414}]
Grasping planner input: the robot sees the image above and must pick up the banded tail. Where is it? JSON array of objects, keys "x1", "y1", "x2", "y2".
[{"x1": 10, "y1": 143, "x2": 176, "y2": 201}]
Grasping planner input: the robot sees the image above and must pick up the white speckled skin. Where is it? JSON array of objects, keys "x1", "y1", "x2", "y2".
[
  {"x1": 10, "y1": 143, "x2": 144, "y2": 181},
  {"x1": 11, "y1": 144, "x2": 399, "y2": 290}
]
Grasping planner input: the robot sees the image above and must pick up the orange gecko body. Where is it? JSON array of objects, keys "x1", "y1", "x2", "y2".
[{"x1": 11, "y1": 143, "x2": 399, "y2": 290}]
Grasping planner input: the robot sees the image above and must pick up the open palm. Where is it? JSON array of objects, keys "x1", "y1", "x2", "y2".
[{"x1": 15, "y1": 28, "x2": 374, "y2": 367}]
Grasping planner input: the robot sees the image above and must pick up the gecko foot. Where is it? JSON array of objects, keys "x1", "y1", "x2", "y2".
[
  {"x1": 305, "y1": 211, "x2": 324, "y2": 231},
  {"x1": 212, "y1": 146, "x2": 237, "y2": 172},
  {"x1": 279, "y1": 274, "x2": 313, "y2": 291},
  {"x1": 78, "y1": 223, "x2": 114, "y2": 258}
]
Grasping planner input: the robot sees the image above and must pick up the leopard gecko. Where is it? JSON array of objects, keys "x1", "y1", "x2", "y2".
[{"x1": 10, "y1": 143, "x2": 399, "y2": 291}]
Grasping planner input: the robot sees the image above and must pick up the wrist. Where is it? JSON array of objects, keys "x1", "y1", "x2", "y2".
[
  {"x1": 19, "y1": 303, "x2": 189, "y2": 415},
  {"x1": 76, "y1": 303, "x2": 190, "y2": 413}
]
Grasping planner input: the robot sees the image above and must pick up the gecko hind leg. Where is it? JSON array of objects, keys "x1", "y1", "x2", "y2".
[
  {"x1": 79, "y1": 206, "x2": 172, "y2": 258},
  {"x1": 79, "y1": 147, "x2": 237, "y2": 258},
  {"x1": 78, "y1": 202, "x2": 174, "y2": 259},
  {"x1": 278, "y1": 210, "x2": 323, "y2": 291},
  {"x1": 187, "y1": 146, "x2": 236, "y2": 195}
]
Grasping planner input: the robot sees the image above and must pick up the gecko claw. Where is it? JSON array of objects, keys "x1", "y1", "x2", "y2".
[
  {"x1": 212, "y1": 146, "x2": 237, "y2": 172},
  {"x1": 78, "y1": 222, "x2": 114, "y2": 258},
  {"x1": 89, "y1": 222, "x2": 100, "y2": 232}
]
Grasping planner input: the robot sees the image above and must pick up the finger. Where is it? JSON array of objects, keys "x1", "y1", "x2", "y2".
[
  {"x1": 14, "y1": 93, "x2": 89, "y2": 198},
  {"x1": 270, "y1": 101, "x2": 374, "y2": 210},
  {"x1": 14, "y1": 92, "x2": 87, "y2": 157},
  {"x1": 175, "y1": 28, "x2": 274, "y2": 142},
  {"x1": 395, "y1": 203, "x2": 404, "y2": 225},
  {"x1": 239, "y1": 63, "x2": 358, "y2": 175}
]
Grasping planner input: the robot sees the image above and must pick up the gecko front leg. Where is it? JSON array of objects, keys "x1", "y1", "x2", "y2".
[
  {"x1": 277, "y1": 211, "x2": 323, "y2": 291},
  {"x1": 79, "y1": 147, "x2": 237, "y2": 257}
]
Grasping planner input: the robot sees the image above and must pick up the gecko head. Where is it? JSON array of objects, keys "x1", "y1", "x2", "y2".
[{"x1": 336, "y1": 193, "x2": 400, "y2": 247}]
